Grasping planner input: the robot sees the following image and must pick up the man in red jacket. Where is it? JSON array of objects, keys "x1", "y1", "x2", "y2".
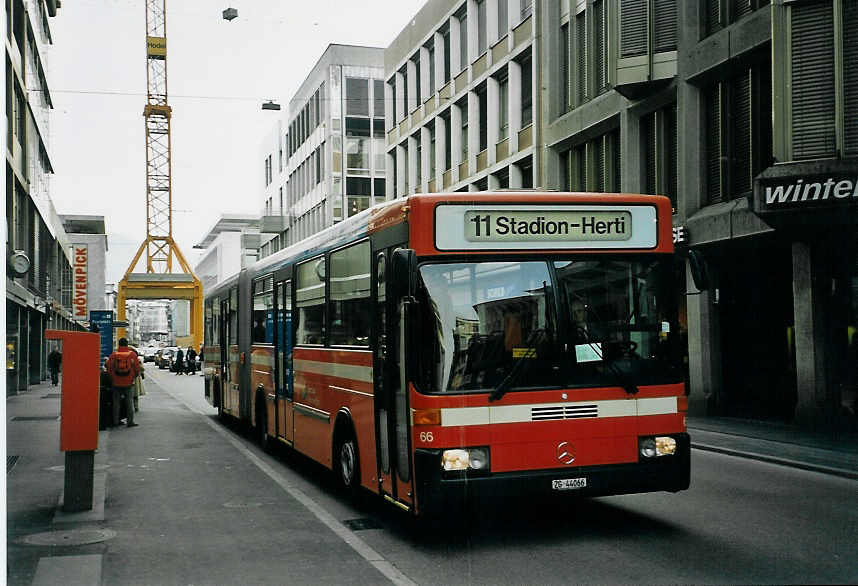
[{"x1": 107, "y1": 338, "x2": 140, "y2": 427}]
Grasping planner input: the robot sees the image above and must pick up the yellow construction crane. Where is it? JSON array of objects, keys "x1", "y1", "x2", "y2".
[{"x1": 116, "y1": 0, "x2": 203, "y2": 350}]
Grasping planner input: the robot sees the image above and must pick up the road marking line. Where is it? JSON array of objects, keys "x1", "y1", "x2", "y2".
[{"x1": 161, "y1": 382, "x2": 417, "y2": 586}]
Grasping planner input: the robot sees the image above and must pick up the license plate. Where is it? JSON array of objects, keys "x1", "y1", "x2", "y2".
[{"x1": 552, "y1": 477, "x2": 587, "y2": 491}]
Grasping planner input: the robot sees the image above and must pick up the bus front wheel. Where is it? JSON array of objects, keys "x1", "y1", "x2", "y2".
[{"x1": 335, "y1": 433, "x2": 359, "y2": 493}]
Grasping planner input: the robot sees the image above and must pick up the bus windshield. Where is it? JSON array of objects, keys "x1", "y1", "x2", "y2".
[{"x1": 416, "y1": 257, "x2": 681, "y2": 394}]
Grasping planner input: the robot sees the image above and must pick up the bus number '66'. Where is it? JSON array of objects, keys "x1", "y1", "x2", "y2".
[{"x1": 419, "y1": 432, "x2": 434, "y2": 443}]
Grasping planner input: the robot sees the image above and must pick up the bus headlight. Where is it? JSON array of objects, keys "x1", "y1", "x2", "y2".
[
  {"x1": 441, "y1": 447, "x2": 490, "y2": 472},
  {"x1": 639, "y1": 436, "x2": 677, "y2": 458}
]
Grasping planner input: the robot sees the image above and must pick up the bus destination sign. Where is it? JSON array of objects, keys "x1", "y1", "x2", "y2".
[
  {"x1": 434, "y1": 204, "x2": 658, "y2": 251},
  {"x1": 464, "y1": 210, "x2": 632, "y2": 242}
]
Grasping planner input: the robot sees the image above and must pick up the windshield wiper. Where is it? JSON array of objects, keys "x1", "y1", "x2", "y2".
[{"x1": 488, "y1": 328, "x2": 547, "y2": 403}]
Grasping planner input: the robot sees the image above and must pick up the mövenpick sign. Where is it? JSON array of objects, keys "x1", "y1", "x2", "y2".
[{"x1": 73, "y1": 245, "x2": 88, "y2": 320}]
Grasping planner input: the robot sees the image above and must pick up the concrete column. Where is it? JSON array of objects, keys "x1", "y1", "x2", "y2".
[
  {"x1": 487, "y1": 0, "x2": 499, "y2": 46},
  {"x1": 792, "y1": 241, "x2": 827, "y2": 425},
  {"x1": 385, "y1": 81, "x2": 394, "y2": 131},
  {"x1": 396, "y1": 144, "x2": 406, "y2": 196},
  {"x1": 451, "y1": 102, "x2": 463, "y2": 171},
  {"x1": 420, "y1": 47, "x2": 431, "y2": 102},
  {"x1": 450, "y1": 16, "x2": 462, "y2": 75},
  {"x1": 468, "y1": 0, "x2": 479, "y2": 63},
  {"x1": 508, "y1": 59, "x2": 522, "y2": 153},
  {"x1": 677, "y1": 80, "x2": 705, "y2": 217},
  {"x1": 509, "y1": 161, "x2": 523, "y2": 188},
  {"x1": 408, "y1": 135, "x2": 419, "y2": 194},
  {"x1": 686, "y1": 271, "x2": 722, "y2": 416},
  {"x1": 468, "y1": 90, "x2": 480, "y2": 169},
  {"x1": 386, "y1": 152, "x2": 396, "y2": 199},
  {"x1": 487, "y1": 173, "x2": 500, "y2": 190},
  {"x1": 435, "y1": 115, "x2": 447, "y2": 184},
  {"x1": 620, "y1": 108, "x2": 642, "y2": 193},
  {"x1": 407, "y1": 60, "x2": 418, "y2": 114},
  {"x1": 434, "y1": 32, "x2": 445, "y2": 90},
  {"x1": 487, "y1": 76, "x2": 500, "y2": 164},
  {"x1": 507, "y1": 0, "x2": 519, "y2": 30},
  {"x1": 420, "y1": 127, "x2": 431, "y2": 192},
  {"x1": 394, "y1": 71, "x2": 405, "y2": 122}
]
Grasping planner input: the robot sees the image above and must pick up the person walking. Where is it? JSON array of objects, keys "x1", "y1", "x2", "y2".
[
  {"x1": 186, "y1": 346, "x2": 197, "y2": 374},
  {"x1": 47, "y1": 346, "x2": 62, "y2": 386},
  {"x1": 107, "y1": 338, "x2": 140, "y2": 427},
  {"x1": 174, "y1": 347, "x2": 184, "y2": 375}
]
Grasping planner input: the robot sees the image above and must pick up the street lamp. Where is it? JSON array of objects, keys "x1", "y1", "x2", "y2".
[
  {"x1": 222, "y1": 7, "x2": 238, "y2": 21},
  {"x1": 262, "y1": 100, "x2": 281, "y2": 111}
]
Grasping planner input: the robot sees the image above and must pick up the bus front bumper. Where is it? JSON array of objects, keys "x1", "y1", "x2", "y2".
[{"x1": 413, "y1": 433, "x2": 690, "y2": 518}]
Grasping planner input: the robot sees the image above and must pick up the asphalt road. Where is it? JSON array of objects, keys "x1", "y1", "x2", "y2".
[{"x1": 150, "y1": 368, "x2": 858, "y2": 585}]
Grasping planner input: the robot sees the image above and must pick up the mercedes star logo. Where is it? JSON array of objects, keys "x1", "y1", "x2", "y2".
[{"x1": 556, "y1": 441, "x2": 575, "y2": 464}]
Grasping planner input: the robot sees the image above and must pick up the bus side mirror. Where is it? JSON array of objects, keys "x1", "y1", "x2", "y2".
[
  {"x1": 687, "y1": 249, "x2": 710, "y2": 291},
  {"x1": 391, "y1": 248, "x2": 418, "y2": 300}
]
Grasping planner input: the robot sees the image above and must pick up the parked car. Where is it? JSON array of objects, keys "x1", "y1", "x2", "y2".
[
  {"x1": 156, "y1": 347, "x2": 177, "y2": 369},
  {"x1": 143, "y1": 347, "x2": 158, "y2": 362}
]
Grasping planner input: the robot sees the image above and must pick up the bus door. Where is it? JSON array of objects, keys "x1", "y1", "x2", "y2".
[
  {"x1": 219, "y1": 297, "x2": 230, "y2": 411},
  {"x1": 376, "y1": 248, "x2": 414, "y2": 510},
  {"x1": 275, "y1": 280, "x2": 294, "y2": 444}
]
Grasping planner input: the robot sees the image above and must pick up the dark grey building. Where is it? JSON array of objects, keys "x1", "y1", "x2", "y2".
[{"x1": 538, "y1": 0, "x2": 857, "y2": 427}]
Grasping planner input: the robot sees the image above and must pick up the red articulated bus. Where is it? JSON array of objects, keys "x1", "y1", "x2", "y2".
[{"x1": 203, "y1": 192, "x2": 690, "y2": 518}]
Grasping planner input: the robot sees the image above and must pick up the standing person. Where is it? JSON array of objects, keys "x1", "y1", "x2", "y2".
[
  {"x1": 107, "y1": 338, "x2": 140, "y2": 427},
  {"x1": 47, "y1": 346, "x2": 62, "y2": 386},
  {"x1": 174, "y1": 347, "x2": 184, "y2": 375},
  {"x1": 186, "y1": 346, "x2": 197, "y2": 374}
]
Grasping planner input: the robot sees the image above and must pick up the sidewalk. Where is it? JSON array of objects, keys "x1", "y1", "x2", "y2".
[
  {"x1": 6, "y1": 376, "x2": 394, "y2": 586},
  {"x1": 687, "y1": 416, "x2": 858, "y2": 480}
]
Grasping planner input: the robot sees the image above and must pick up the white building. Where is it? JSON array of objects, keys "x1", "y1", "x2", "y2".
[
  {"x1": 259, "y1": 44, "x2": 387, "y2": 258},
  {"x1": 385, "y1": 0, "x2": 536, "y2": 195},
  {"x1": 193, "y1": 215, "x2": 261, "y2": 292}
]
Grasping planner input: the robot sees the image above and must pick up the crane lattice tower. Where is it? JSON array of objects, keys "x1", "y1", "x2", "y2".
[{"x1": 116, "y1": 0, "x2": 203, "y2": 350}]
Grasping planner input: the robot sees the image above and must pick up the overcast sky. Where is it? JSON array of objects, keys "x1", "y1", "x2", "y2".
[{"x1": 49, "y1": 0, "x2": 424, "y2": 284}]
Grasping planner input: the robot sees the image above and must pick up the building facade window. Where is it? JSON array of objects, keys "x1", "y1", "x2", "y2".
[
  {"x1": 705, "y1": 61, "x2": 773, "y2": 204},
  {"x1": 498, "y1": 0, "x2": 508, "y2": 36},
  {"x1": 560, "y1": 23, "x2": 570, "y2": 113},
  {"x1": 477, "y1": 0, "x2": 487, "y2": 55},
  {"x1": 563, "y1": 130, "x2": 621, "y2": 193},
  {"x1": 520, "y1": 52, "x2": 533, "y2": 126},
  {"x1": 457, "y1": 7, "x2": 468, "y2": 70},
  {"x1": 643, "y1": 103, "x2": 678, "y2": 210},
  {"x1": 498, "y1": 74, "x2": 509, "y2": 141}
]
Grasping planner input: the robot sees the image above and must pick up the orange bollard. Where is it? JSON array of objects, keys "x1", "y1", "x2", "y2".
[{"x1": 45, "y1": 329, "x2": 100, "y2": 511}]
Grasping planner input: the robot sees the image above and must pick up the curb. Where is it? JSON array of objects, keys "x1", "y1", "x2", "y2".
[{"x1": 691, "y1": 442, "x2": 858, "y2": 481}]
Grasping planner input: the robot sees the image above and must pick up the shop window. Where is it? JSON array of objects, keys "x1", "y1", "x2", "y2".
[
  {"x1": 296, "y1": 257, "x2": 326, "y2": 345},
  {"x1": 329, "y1": 241, "x2": 371, "y2": 346}
]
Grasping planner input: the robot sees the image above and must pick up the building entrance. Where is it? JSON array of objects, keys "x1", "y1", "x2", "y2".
[{"x1": 715, "y1": 237, "x2": 795, "y2": 421}]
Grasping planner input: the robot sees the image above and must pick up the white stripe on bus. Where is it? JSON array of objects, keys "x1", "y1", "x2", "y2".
[
  {"x1": 293, "y1": 359, "x2": 372, "y2": 383},
  {"x1": 250, "y1": 353, "x2": 275, "y2": 367},
  {"x1": 429, "y1": 397, "x2": 677, "y2": 427}
]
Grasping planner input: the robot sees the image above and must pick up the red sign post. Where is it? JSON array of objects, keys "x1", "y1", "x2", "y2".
[{"x1": 45, "y1": 329, "x2": 100, "y2": 511}]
